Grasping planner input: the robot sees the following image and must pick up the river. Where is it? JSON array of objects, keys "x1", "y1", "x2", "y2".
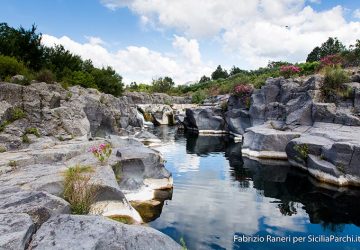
[{"x1": 145, "y1": 126, "x2": 360, "y2": 250}]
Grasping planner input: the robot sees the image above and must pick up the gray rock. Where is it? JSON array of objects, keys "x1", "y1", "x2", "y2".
[
  {"x1": 0, "y1": 189, "x2": 70, "y2": 226},
  {"x1": 225, "y1": 109, "x2": 251, "y2": 135},
  {"x1": 312, "y1": 103, "x2": 336, "y2": 123},
  {"x1": 0, "y1": 213, "x2": 35, "y2": 250},
  {"x1": 183, "y1": 108, "x2": 226, "y2": 132},
  {"x1": 30, "y1": 214, "x2": 181, "y2": 250}
]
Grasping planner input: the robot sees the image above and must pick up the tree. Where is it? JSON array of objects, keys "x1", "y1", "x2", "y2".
[
  {"x1": 211, "y1": 65, "x2": 228, "y2": 80},
  {"x1": 229, "y1": 66, "x2": 245, "y2": 76},
  {"x1": 91, "y1": 66, "x2": 124, "y2": 97},
  {"x1": 306, "y1": 37, "x2": 346, "y2": 62},
  {"x1": 0, "y1": 23, "x2": 44, "y2": 70},
  {"x1": 199, "y1": 75, "x2": 210, "y2": 83},
  {"x1": 152, "y1": 76, "x2": 175, "y2": 93}
]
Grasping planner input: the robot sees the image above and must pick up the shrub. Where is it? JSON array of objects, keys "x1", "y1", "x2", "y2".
[
  {"x1": 8, "y1": 160, "x2": 17, "y2": 168},
  {"x1": 21, "y1": 134, "x2": 30, "y2": 144},
  {"x1": 89, "y1": 143, "x2": 112, "y2": 163},
  {"x1": 298, "y1": 62, "x2": 320, "y2": 75},
  {"x1": 25, "y1": 127, "x2": 40, "y2": 137},
  {"x1": 9, "y1": 107, "x2": 26, "y2": 121},
  {"x1": 0, "y1": 145, "x2": 6, "y2": 153},
  {"x1": 233, "y1": 84, "x2": 253, "y2": 109},
  {"x1": 36, "y1": 69, "x2": 56, "y2": 83},
  {"x1": 321, "y1": 66, "x2": 350, "y2": 100},
  {"x1": 0, "y1": 120, "x2": 10, "y2": 132},
  {"x1": 63, "y1": 165, "x2": 97, "y2": 215},
  {"x1": 0, "y1": 55, "x2": 28, "y2": 80},
  {"x1": 320, "y1": 54, "x2": 343, "y2": 68},
  {"x1": 65, "y1": 92, "x2": 72, "y2": 101},
  {"x1": 280, "y1": 65, "x2": 301, "y2": 78},
  {"x1": 191, "y1": 90, "x2": 207, "y2": 104},
  {"x1": 294, "y1": 144, "x2": 309, "y2": 160}
]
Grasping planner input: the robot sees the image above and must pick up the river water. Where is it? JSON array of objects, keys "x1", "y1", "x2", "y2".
[{"x1": 146, "y1": 126, "x2": 360, "y2": 250}]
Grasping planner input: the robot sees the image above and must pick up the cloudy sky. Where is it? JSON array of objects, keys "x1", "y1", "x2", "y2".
[{"x1": 2, "y1": 0, "x2": 360, "y2": 84}]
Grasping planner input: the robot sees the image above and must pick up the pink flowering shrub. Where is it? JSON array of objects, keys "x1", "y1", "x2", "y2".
[
  {"x1": 320, "y1": 54, "x2": 343, "y2": 68},
  {"x1": 233, "y1": 84, "x2": 253, "y2": 109},
  {"x1": 89, "y1": 143, "x2": 112, "y2": 163},
  {"x1": 280, "y1": 65, "x2": 301, "y2": 78}
]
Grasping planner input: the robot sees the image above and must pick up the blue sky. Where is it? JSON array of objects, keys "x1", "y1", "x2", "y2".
[{"x1": 1, "y1": 0, "x2": 360, "y2": 84}]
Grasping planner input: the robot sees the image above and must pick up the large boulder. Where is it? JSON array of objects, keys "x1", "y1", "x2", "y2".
[
  {"x1": 183, "y1": 108, "x2": 226, "y2": 133},
  {"x1": 225, "y1": 109, "x2": 251, "y2": 136},
  {"x1": 242, "y1": 124, "x2": 302, "y2": 159},
  {"x1": 0, "y1": 213, "x2": 35, "y2": 250},
  {"x1": 137, "y1": 104, "x2": 174, "y2": 125},
  {"x1": 30, "y1": 214, "x2": 182, "y2": 250}
]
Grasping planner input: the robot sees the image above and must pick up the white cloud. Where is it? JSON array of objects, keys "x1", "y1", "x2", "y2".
[
  {"x1": 100, "y1": 0, "x2": 360, "y2": 68},
  {"x1": 354, "y1": 9, "x2": 360, "y2": 19},
  {"x1": 42, "y1": 34, "x2": 213, "y2": 84}
]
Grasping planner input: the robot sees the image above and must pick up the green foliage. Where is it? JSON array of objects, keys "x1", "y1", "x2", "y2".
[
  {"x1": 294, "y1": 144, "x2": 309, "y2": 159},
  {"x1": 0, "y1": 120, "x2": 10, "y2": 132},
  {"x1": 9, "y1": 107, "x2": 26, "y2": 121},
  {"x1": 21, "y1": 134, "x2": 30, "y2": 144},
  {"x1": 192, "y1": 89, "x2": 207, "y2": 104},
  {"x1": 65, "y1": 92, "x2": 72, "y2": 101},
  {"x1": 151, "y1": 76, "x2": 175, "y2": 93},
  {"x1": 0, "y1": 145, "x2": 6, "y2": 153},
  {"x1": 211, "y1": 65, "x2": 229, "y2": 80},
  {"x1": 25, "y1": 127, "x2": 40, "y2": 137},
  {"x1": 0, "y1": 23, "x2": 44, "y2": 70},
  {"x1": 0, "y1": 55, "x2": 28, "y2": 80},
  {"x1": 63, "y1": 165, "x2": 97, "y2": 215},
  {"x1": 8, "y1": 160, "x2": 17, "y2": 168},
  {"x1": 91, "y1": 67, "x2": 124, "y2": 97},
  {"x1": 321, "y1": 66, "x2": 350, "y2": 100},
  {"x1": 307, "y1": 37, "x2": 346, "y2": 62},
  {"x1": 298, "y1": 61, "x2": 320, "y2": 75},
  {"x1": 199, "y1": 75, "x2": 210, "y2": 83},
  {"x1": 36, "y1": 69, "x2": 55, "y2": 83},
  {"x1": 180, "y1": 237, "x2": 188, "y2": 250},
  {"x1": 67, "y1": 70, "x2": 96, "y2": 89}
]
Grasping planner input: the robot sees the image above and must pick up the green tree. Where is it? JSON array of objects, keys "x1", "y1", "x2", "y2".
[
  {"x1": 91, "y1": 67, "x2": 124, "y2": 96},
  {"x1": 211, "y1": 65, "x2": 228, "y2": 80},
  {"x1": 152, "y1": 76, "x2": 175, "y2": 93},
  {"x1": 199, "y1": 75, "x2": 210, "y2": 83},
  {"x1": 306, "y1": 37, "x2": 346, "y2": 62},
  {"x1": 0, "y1": 23, "x2": 44, "y2": 70},
  {"x1": 68, "y1": 71, "x2": 96, "y2": 89},
  {"x1": 229, "y1": 66, "x2": 246, "y2": 76}
]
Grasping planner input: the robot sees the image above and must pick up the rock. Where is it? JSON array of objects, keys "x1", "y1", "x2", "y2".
[
  {"x1": 285, "y1": 94, "x2": 313, "y2": 126},
  {"x1": 137, "y1": 104, "x2": 174, "y2": 125},
  {"x1": 125, "y1": 91, "x2": 190, "y2": 105},
  {"x1": 0, "y1": 188, "x2": 70, "y2": 226},
  {"x1": 134, "y1": 130, "x2": 161, "y2": 143},
  {"x1": 242, "y1": 124, "x2": 301, "y2": 159},
  {"x1": 225, "y1": 109, "x2": 251, "y2": 136},
  {"x1": 351, "y1": 74, "x2": 360, "y2": 83},
  {"x1": 0, "y1": 213, "x2": 35, "y2": 250},
  {"x1": 30, "y1": 214, "x2": 182, "y2": 250},
  {"x1": 10, "y1": 75, "x2": 25, "y2": 83},
  {"x1": 183, "y1": 108, "x2": 226, "y2": 133},
  {"x1": 312, "y1": 103, "x2": 336, "y2": 123}
]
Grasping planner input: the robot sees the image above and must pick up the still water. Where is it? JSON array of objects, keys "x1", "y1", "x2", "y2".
[{"x1": 146, "y1": 126, "x2": 360, "y2": 250}]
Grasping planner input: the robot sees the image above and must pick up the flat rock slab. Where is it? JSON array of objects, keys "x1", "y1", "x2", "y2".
[
  {"x1": 0, "y1": 213, "x2": 35, "y2": 250},
  {"x1": 30, "y1": 214, "x2": 181, "y2": 250}
]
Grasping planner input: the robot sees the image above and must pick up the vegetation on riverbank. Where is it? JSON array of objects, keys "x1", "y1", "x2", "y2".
[{"x1": 1, "y1": 23, "x2": 359, "y2": 103}]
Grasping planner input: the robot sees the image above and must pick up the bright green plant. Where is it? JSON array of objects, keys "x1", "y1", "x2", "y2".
[
  {"x1": 25, "y1": 127, "x2": 40, "y2": 137},
  {"x1": 294, "y1": 144, "x2": 309, "y2": 160},
  {"x1": 62, "y1": 165, "x2": 97, "y2": 215},
  {"x1": 21, "y1": 134, "x2": 30, "y2": 144},
  {"x1": 9, "y1": 107, "x2": 26, "y2": 121}
]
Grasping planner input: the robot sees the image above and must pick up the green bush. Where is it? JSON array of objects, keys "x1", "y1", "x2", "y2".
[
  {"x1": 25, "y1": 127, "x2": 40, "y2": 137},
  {"x1": 36, "y1": 69, "x2": 56, "y2": 83},
  {"x1": 321, "y1": 66, "x2": 350, "y2": 100},
  {"x1": 0, "y1": 55, "x2": 28, "y2": 80},
  {"x1": 192, "y1": 90, "x2": 207, "y2": 104},
  {"x1": 298, "y1": 62, "x2": 320, "y2": 75},
  {"x1": 67, "y1": 71, "x2": 96, "y2": 89},
  {"x1": 63, "y1": 165, "x2": 98, "y2": 215},
  {"x1": 21, "y1": 134, "x2": 30, "y2": 144},
  {"x1": 9, "y1": 107, "x2": 26, "y2": 121}
]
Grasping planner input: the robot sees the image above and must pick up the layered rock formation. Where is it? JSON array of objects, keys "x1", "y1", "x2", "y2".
[
  {"x1": 0, "y1": 81, "x2": 180, "y2": 249},
  {"x1": 182, "y1": 74, "x2": 360, "y2": 186}
]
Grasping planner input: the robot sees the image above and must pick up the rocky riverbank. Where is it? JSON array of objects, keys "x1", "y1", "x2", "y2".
[
  {"x1": 182, "y1": 73, "x2": 360, "y2": 187},
  {"x1": 0, "y1": 81, "x2": 182, "y2": 249}
]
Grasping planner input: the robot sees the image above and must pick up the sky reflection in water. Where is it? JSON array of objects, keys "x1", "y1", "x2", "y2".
[{"x1": 147, "y1": 126, "x2": 360, "y2": 250}]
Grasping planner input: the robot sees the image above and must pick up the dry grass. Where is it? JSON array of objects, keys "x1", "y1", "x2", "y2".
[{"x1": 62, "y1": 165, "x2": 98, "y2": 215}]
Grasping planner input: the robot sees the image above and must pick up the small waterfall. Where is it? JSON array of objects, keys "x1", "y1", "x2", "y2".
[{"x1": 137, "y1": 110, "x2": 153, "y2": 127}]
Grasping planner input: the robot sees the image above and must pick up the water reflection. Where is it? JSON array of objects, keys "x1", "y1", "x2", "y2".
[{"x1": 148, "y1": 127, "x2": 360, "y2": 250}]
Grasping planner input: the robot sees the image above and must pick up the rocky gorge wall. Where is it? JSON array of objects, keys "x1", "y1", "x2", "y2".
[
  {"x1": 0, "y1": 81, "x2": 183, "y2": 249},
  {"x1": 182, "y1": 73, "x2": 360, "y2": 187}
]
